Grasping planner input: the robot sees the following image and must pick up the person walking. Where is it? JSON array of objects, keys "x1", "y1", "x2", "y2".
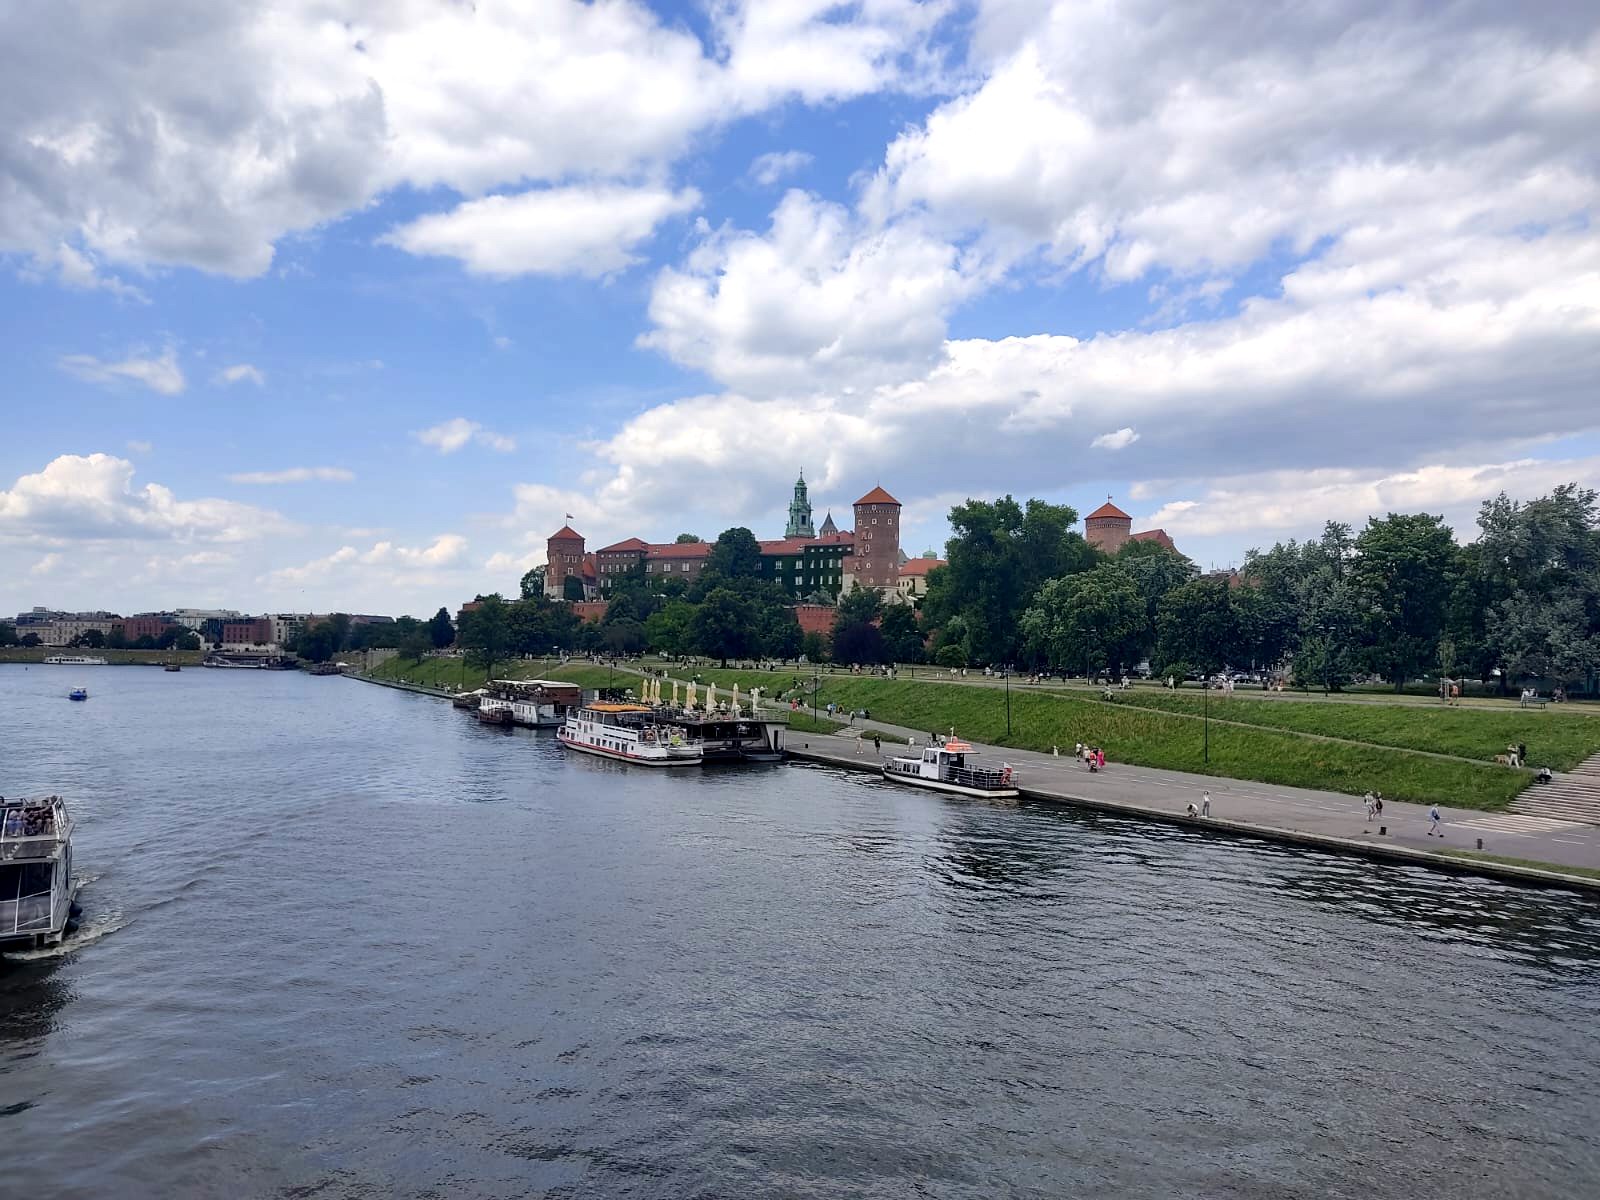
[
  {"x1": 1201, "y1": 791, "x2": 1211, "y2": 818},
  {"x1": 873, "y1": 734, "x2": 881, "y2": 755},
  {"x1": 1428, "y1": 804, "x2": 1443, "y2": 837},
  {"x1": 1374, "y1": 793, "x2": 1384, "y2": 820},
  {"x1": 1363, "y1": 791, "x2": 1376, "y2": 829}
]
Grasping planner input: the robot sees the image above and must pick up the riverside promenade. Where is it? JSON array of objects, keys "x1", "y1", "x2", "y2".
[{"x1": 782, "y1": 716, "x2": 1600, "y2": 892}]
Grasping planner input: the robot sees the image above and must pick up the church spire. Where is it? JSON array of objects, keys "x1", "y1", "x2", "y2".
[{"x1": 785, "y1": 470, "x2": 816, "y2": 538}]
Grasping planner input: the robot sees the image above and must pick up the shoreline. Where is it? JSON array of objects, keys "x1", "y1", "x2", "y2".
[{"x1": 350, "y1": 668, "x2": 1600, "y2": 895}]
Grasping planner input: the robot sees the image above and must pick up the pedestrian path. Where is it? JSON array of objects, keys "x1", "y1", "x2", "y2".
[{"x1": 1510, "y1": 751, "x2": 1600, "y2": 825}]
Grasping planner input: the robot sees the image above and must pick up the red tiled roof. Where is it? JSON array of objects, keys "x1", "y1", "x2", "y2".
[
  {"x1": 759, "y1": 538, "x2": 811, "y2": 555},
  {"x1": 1086, "y1": 501, "x2": 1130, "y2": 521},
  {"x1": 854, "y1": 486, "x2": 900, "y2": 506},
  {"x1": 581, "y1": 553, "x2": 597, "y2": 579},
  {"x1": 549, "y1": 524, "x2": 583, "y2": 541},
  {"x1": 597, "y1": 537, "x2": 649, "y2": 553},
  {"x1": 646, "y1": 541, "x2": 712, "y2": 559},
  {"x1": 899, "y1": 557, "x2": 947, "y2": 577},
  {"x1": 1131, "y1": 529, "x2": 1176, "y2": 550}
]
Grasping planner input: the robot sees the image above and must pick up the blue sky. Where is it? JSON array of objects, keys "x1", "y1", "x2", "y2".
[{"x1": 2, "y1": 1, "x2": 1597, "y2": 617}]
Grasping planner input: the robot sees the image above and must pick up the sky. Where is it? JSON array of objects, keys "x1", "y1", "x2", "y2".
[{"x1": 2, "y1": 0, "x2": 1597, "y2": 619}]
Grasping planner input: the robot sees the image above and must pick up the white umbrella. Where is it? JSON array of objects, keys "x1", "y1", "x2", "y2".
[
  {"x1": 705, "y1": 682, "x2": 717, "y2": 710},
  {"x1": 731, "y1": 683, "x2": 741, "y2": 715},
  {"x1": 686, "y1": 682, "x2": 697, "y2": 709},
  {"x1": 672, "y1": 679, "x2": 680, "y2": 707}
]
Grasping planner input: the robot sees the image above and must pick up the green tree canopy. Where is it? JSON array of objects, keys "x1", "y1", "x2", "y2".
[
  {"x1": 1021, "y1": 564, "x2": 1147, "y2": 674},
  {"x1": 428, "y1": 607, "x2": 455, "y2": 648},
  {"x1": 1350, "y1": 512, "x2": 1459, "y2": 690},
  {"x1": 457, "y1": 595, "x2": 510, "y2": 676},
  {"x1": 706, "y1": 527, "x2": 763, "y2": 580},
  {"x1": 690, "y1": 587, "x2": 757, "y2": 664},
  {"x1": 1155, "y1": 576, "x2": 1242, "y2": 675}
]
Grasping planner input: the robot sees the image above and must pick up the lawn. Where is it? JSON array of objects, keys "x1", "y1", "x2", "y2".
[
  {"x1": 797, "y1": 678, "x2": 1529, "y2": 809},
  {"x1": 1099, "y1": 690, "x2": 1600, "y2": 770}
]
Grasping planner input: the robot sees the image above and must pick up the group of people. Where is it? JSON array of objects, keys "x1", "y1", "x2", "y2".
[
  {"x1": 1073, "y1": 742, "x2": 1107, "y2": 772},
  {"x1": 1362, "y1": 791, "x2": 1387, "y2": 829},
  {"x1": 1, "y1": 802, "x2": 56, "y2": 839}
]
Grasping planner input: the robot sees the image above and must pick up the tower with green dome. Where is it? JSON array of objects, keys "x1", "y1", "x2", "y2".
[{"x1": 785, "y1": 471, "x2": 816, "y2": 539}]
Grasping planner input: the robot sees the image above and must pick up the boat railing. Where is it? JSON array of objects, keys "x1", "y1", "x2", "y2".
[
  {"x1": 0, "y1": 799, "x2": 70, "y2": 861},
  {"x1": 947, "y1": 765, "x2": 1014, "y2": 790},
  {"x1": 0, "y1": 889, "x2": 56, "y2": 936}
]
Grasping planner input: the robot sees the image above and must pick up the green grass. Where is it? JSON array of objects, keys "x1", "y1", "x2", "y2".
[
  {"x1": 797, "y1": 678, "x2": 1528, "y2": 809},
  {"x1": 1436, "y1": 850, "x2": 1600, "y2": 882},
  {"x1": 1099, "y1": 690, "x2": 1600, "y2": 770}
]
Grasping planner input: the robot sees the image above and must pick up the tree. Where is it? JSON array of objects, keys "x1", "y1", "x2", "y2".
[
  {"x1": 562, "y1": 574, "x2": 586, "y2": 602},
  {"x1": 296, "y1": 625, "x2": 336, "y2": 663},
  {"x1": 78, "y1": 629, "x2": 106, "y2": 649},
  {"x1": 0, "y1": 623, "x2": 16, "y2": 647},
  {"x1": 1155, "y1": 577, "x2": 1241, "y2": 676},
  {"x1": 706, "y1": 527, "x2": 762, "y2": 580},
  {"x1": 399, "y1": 627, "x2": 432, "y2": 662},
  {"x1": 20, "y1": 632, "x2": 42, "y2": 647},
  {"x1": 1021, "y1": 564, "x2": 1148, "y2": 674},
  {"x1": 155, "y1": 625, "x2": 183, "y2": 650},
  {"x1": 878, "y1": 604, "x2": 926, "y2": 663},
  {"x1": 675, "y1": 533, "x2": 701, "y2": 543},
  {"x1": 644, "y1": 600, "x2": 696, "y2": 656},
  {"x1": 833, "y1": 620, "x2": 886, "y2": 664},
  {"x1": 601, "y1": 619, "x2": 647, "y2": 655},
  {"x1": 519, "y1": 565, "x2": 545, "y2": 600},
  {"x1": 174, "y1": 630, "x2": 201, "y2": 651},
  {"x1": 1350, "y1": 512, "x2": 1458, "y2": 690},
  {"x1": 921, "y1": 496, "x2": 1093, "y2": 664},
  {"x1": 800, "y1": 630, "x2": 828, "y2": 662},
  {"x1": 428, "y1": 607, "x2": 455, "y2": 648},
  {"x1": 106, "y1": 627, "x2": 128, "y2": 650},
  {"x1": 756, "y1": 605, "x2": 803, "y2": 659},
  {"x1": 689, "y1": 587, "x2": 756, "y2": 664},
  {"x1": 457, "y1": 595, "x2": 510, "y2": 677},
  {"x1": 934, "y1": 644, "x2": 967, "y2": 669}
]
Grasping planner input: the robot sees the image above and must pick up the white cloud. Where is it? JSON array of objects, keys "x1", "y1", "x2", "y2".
[
  {"x1": 216, "y1": 364, "x2": 266, "y2": 387},
  {"x1": 1091, "y1": 428, "x2": 1140, "y2": 451},
  {"x1": 749, "y1": 150, "x2": 813, "y2": 186},
  {"x1": 59, "y1": 347, "x2": 185, "y2": 395},
  {"x1": 125, "y1": 440, "x2": 153, "y2": 454},
  {"x1": 493, "y1": 336, "x2": 512, "y2": 351},
  {"x1": 227, "y1": 467, "x2": 355, "y2": 485},
  {"x1": 267, "y1": 534, "x2": 469, "y2": 586},
  {"x1": 0, "y1": 1, "x2": 940, "y2": 279},
  {"x1": 414, "y1": 418, "x2": 517, "y2": 455},
  {"x1": 30, "y1": 552, "x2": 61, "y2": 576},
  {"x1": 1139, "y1": 456, "x2": 1600, "y2": 542},
  {"x1": 30, "y1": 243, "x2": 148, "y2": 302},
  {"x1": 641, "y1": 191, "x2": 985, "y2": 393},
  {"x1": 0, "y1": 453, "x2": 290, "y2": 543},
  {"x1": 383, "y1": 185, "x2": 700, "y2": 278}
]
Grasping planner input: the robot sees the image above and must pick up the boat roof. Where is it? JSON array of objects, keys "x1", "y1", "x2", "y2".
[
  {"x1": 941, "y1": 739, "x2": 973, "y2": 752},
  {"x1": 587, "y1": 702, "x2": 652, "y2": 713}
]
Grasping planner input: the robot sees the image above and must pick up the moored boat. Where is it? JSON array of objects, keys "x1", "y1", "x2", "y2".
[
  {"x1": 475, "y1": 704, "x2": 514, "y2": 727},
  {"x1": 1, "y1": 795, "x2": 77, "y2": 950},
  {"x1": 43, "y1": 654, "x2": 108, "y2": 666},
  {"x1": 557, "y1": 703, "x2": 703, "y2": 766},
  {"x1": 881, "y1": 739, "x2": 1018, "y2": 799},
  {"x1": 479, "y1": 679, "x2": 583, "y2": 728},
  {"x1": 164, "y1": 662, "x2": 182, "y2": 672}
]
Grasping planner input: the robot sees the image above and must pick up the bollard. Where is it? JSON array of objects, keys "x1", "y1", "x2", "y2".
[
  {"x1": 1379, "y1": 825, "x2": 1386, "y2": 836},
  {"x1": 1477, "y1": 837, "x2": 1483, "y2": 850}
]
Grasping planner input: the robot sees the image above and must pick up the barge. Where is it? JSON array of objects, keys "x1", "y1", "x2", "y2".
[
  {"x1": 1, "y1": 795, "x2": 78, "y2": 950},
  {"x1": 557, "y1": 702, "x2": 703, "y2": 766}
]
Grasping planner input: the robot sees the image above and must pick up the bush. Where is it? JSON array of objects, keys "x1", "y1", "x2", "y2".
[{"x1": 935, "y1": 645, "x2": 967, "y2": 669}]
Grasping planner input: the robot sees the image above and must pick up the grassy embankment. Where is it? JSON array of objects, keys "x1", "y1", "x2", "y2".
[
  {"x1": 0, "y1": 647, "x2": 206, "y2": 666},
  {"x1": 788, "y1": 677, "x2": 1530, "y2": 809},
  {"x1": 1097, "y1": 690, "x2": 1600, "y2": 771}
]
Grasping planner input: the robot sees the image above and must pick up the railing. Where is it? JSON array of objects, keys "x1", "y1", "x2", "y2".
[
  {"x1": 0, "y1": 890, "x2": 55, "y2": 936},
  {"x1": 948, "y1": 765, "x2": 1014, "y2": 790},
  {"x1": 1, "y1": 799, "x2": 69, "y2": 861}
]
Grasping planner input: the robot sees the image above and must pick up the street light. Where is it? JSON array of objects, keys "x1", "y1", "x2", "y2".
[
  {"x1": 1004, "y1": 666, "x2": 1011, "y2": 739},
  {"x1": 1083, "y1": 626, "x2": 1097, "y2": 688},
  {"x1": 1203, "y1": 670, "x2": 1210, "y2": 764}
]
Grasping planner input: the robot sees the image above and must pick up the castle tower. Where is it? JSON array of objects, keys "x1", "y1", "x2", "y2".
[
  {"x1": 785, "y1": 471, "x2": 816, "y2": 539},
  {"x1": 1084, "y1": 499, "x2": 1133, "y2": 554},
  {"x1": 544, "y1": 524, "x2": 586, "y2": 598},
  {"x1": 819, "y1": 511, "x2": 838, "y2": 536},
  {"x1": 845, "y1": 486, "x2": 901, "y2": 593}
]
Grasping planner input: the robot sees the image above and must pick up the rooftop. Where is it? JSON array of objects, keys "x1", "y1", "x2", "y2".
[
  {"x1": 855, "y1": 485, "x2": 900, "y2": 506},
  {"x1": 899, "y1": 557, "x2": 947, "y2": 577},
  {"x1": 646, "y1": 541, "x2": 713, "y2": 559},
  {"x1": 1086, "y1": 500, "x2": 1131, "y2": 521},
  {"x1": 597, "y1": 537, "x2": 650, "y2": 553},
  {"x1": 549, "y1": 524, "x2": 583, "y2": 541}
]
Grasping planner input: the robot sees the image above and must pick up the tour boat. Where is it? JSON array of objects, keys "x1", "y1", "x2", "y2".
[
  {"x1": 479, "y1": 679, "x2": 583, "y2": 728},
  {"x1": 68, "y1": 686, "x2": 88, "y2": 701},
  {"x1": 0, "y1": 795, "x2": 78, "y2": 950},
  {"x1": 881, "y1": 739, "x2": 1019, "y2": 799},
  {"x1": 557, "y1": 702, "x2": 703, "y2": 766},
  {"x1": 164, "y1": 662, "x2": 182, "y2": 672},
  {"x1": 43, "y1": 654, "x2": 108, "y2": 666}
]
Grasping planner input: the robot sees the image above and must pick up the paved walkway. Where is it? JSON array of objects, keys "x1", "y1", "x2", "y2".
[{"x1": 781, "y1": 713, "x2": 1600, "y2": 888}]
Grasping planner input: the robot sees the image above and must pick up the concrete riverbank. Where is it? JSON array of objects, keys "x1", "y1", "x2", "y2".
[{"x1": 784, "y1": 726, "x2": 1600, "y2": 894}]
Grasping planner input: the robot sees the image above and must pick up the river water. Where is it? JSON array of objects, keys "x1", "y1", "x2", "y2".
[{"x1": 2, "y1": 665, "x2": 1598, "y2": 1198}]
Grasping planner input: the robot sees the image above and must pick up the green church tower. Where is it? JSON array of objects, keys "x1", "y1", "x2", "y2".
[{"x1": 785, "y1": 471, "x2": 816, "y2": 539}]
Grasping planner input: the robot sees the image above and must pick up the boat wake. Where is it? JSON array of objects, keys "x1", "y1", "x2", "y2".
[{"x1": 5, "y1": 878, "x2": 127, "y2": 961}]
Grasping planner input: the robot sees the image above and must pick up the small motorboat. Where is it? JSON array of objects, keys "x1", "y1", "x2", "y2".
[
  {"x1": 881, "y1": 738, "x2": 1019, "y2": 799},
  {"x1": 68, "y1": 686, "x2": 88, "y2": 701},
  {"x1": 164, "y1": 662, "x2": 181, "y2": 672}
]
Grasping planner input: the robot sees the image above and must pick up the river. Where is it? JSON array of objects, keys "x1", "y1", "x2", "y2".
[{"x1": 2, "y1": 665, "x2": 1598, "y2": 1198}]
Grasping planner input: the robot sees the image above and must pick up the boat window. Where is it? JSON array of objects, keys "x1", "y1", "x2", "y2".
[{"x1": 0, "y1": 862, "x2": 54, "y2": 900}]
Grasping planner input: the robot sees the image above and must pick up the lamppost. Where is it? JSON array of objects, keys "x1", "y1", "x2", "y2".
[
  {"x1": 812, "y1": 661, "x2": 820, "y2": 728},
  {"x1": 1203, "y1": 668, "x2": 1210, "y2": 764},
  {"x1": 1083, "y1": 627, "x2": 1097, "y2": 688},
  {"x1": 1004, "y1": 666, "x2": 1012, "y2": 739}
]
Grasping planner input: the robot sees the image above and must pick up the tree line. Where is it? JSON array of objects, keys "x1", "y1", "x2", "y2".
[{"x1": 921, "y1": 484, "x2": 1598, "y2": 693}]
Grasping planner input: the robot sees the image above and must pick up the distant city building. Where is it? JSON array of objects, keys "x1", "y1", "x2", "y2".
[
  {"x1": 896, "y1": 554, "x2": 947, "y2": 600},
  {"x1": 172, "y1": 608, "x2": 241, "y2": 632},
  {"x1": 844, "y1": 486, "x2": 902, "y2": 596},
  {"x1": 221, "y1": 617, "x2": 274, "y2": 646},
  {"x1": 1083, "y1": 499, "x2": 1179, "y2": 556},
  {"x1": 117, "y1": 615, "x2": 174, "y2": 642}
]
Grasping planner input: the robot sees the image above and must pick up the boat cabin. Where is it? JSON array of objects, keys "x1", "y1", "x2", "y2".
[{"x1": 0, "y1": 796, "x2": 75, "y2": 947}]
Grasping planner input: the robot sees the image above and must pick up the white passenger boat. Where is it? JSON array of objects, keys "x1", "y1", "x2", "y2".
[
  {"x1": 479, "y1": 679, "x2": 583, "y2": 728},
  {"x1": 42, "y1": 655, "x2": 108, "y2": 666},
  {"x1": 881, "y1": 739, "x2": 1019, "y2": 799},
  {"x1": 0, "y1": 795, "x2": 78, "y2": 950},
  {"x1": 557, "y1": 702, "x2": 703, "y2": 766}
]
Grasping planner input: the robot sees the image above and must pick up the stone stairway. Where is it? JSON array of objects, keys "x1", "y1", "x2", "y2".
[{"x1": 1511, "y1": 751, "x2": 1600, "y2": 825}]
